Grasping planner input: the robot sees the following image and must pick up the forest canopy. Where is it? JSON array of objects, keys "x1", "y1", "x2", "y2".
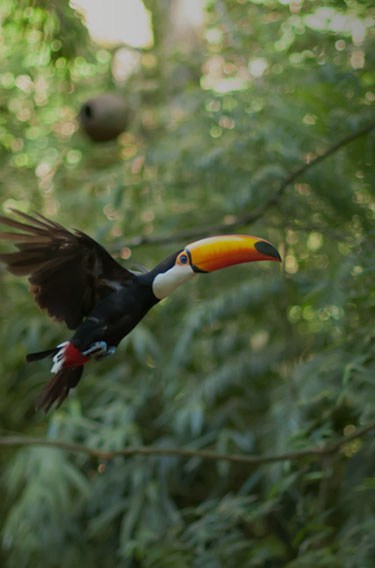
[{"x1": 0, "y1": 1, "x2": 374, "y2": 566}]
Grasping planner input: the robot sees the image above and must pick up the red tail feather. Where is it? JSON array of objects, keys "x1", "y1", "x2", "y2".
[
  {"x1": 63, "y1": 342, "x2": 90, "y2": 367},
  {"x1": 36, "y1": 366, "x2": 84, "y2": 412}
]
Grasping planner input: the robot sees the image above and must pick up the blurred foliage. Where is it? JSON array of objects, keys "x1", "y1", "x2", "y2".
[{"x1": 0, "y1": 0, "x2": 375, "y2": 566}]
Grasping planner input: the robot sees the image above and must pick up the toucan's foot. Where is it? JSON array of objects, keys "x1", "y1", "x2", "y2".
[
  {"x1": 82, "y1": 341, "x2": 107, "y2": 359},
  {"x1": 82, "y1": 342, "x2": 116, "y2": 360},
  {"x1": 96, "y1": 346, "x2": 116, "y2": 360}
]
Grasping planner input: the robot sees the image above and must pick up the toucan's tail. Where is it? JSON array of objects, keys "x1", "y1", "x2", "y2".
[
  {"x1": 27, "y1": 342, "x2": 89, "y2": 411},
  {"x1": 26, "y1": 348, "x2": 58, "y2": 362},
  {"x1": 36, "y1": 366, "x2": 84, "y2": 413}
]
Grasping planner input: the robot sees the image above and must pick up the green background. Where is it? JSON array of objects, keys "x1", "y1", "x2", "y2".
[{"x1": 0, "y1": 1, "x2": 374, "y2": 566}]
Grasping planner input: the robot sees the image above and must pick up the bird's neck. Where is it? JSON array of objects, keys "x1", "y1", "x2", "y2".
[
  {"x1": 151, "y1": 266, "x2": 195, "y2": 299},
  {"x1": 138, "y1": 254, "x2": 196, "y2": 301}
]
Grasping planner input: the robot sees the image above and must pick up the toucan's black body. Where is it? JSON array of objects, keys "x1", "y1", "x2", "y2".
[
  {"x1": 71, "y1": 253, "x2": 184, "y2": 351},
  {"x1": 0, "y1": 210, "x2": 281, "y2": 412},
  {"x1": 72, "y1": 275, "x2": 157, "y2": 351}
]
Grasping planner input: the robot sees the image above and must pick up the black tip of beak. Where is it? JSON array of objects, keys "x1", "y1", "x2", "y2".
[{"x1": 254, "y1": 241, "x2": 281, "y2": 262}]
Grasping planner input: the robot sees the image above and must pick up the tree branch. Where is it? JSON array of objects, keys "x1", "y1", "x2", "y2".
[
  {"x1": 1, "y1": 421, "x2": 374, "y2": 465},
  {"x1": 123, "y1": 122, "x2": 375, "y2": 248}
]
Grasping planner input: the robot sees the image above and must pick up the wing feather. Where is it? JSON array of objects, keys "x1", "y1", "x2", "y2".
[{"x1": 0, "y1": 210, "x2": 134, "y2": 329}]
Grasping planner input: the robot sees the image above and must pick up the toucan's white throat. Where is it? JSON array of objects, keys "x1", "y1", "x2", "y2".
[{"x1": 152, "y1": 264, "x2": 195, "y2": 300}]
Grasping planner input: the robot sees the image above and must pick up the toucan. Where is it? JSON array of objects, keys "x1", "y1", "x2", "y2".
[{"x1": 0, "y1": 210, "x2": 281, "y2": 412}]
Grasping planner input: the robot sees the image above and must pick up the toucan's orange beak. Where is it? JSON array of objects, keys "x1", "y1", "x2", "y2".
[{"x1": 185, "y1": 235, "x2": 281, "y2": 273}]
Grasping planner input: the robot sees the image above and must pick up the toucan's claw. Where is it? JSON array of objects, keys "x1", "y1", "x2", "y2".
[
  {"x1": 82, "y1": 341, "x2": 116, "y2": 360},
  {"x1": 83, "y1": 341, "x2": 108, "y2": 359},
  {"x1": 95, "y1": 346, "x2": 116, "y2": 360}
]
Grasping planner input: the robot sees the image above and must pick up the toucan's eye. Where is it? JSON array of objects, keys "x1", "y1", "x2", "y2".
[{"x1": 178, "y1": 253, "x2": 188, "y2": 265}]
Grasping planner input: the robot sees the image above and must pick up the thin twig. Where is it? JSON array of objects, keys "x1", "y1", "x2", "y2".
[
  {"x1": 0, "y1": 421, "x2": 374, "y2": 465},
  {"x1": 121, "y1": 122, "x2": 375, "y2": 248}
]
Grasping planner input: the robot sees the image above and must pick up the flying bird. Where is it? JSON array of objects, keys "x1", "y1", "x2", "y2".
[{"x1": 0, "y1": 210, "x2": 281, "y2": 412}]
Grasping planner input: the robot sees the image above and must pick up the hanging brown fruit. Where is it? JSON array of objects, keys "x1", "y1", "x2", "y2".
[{"x1": 79, "y1": 93, "x2": 127, "y2": 142}]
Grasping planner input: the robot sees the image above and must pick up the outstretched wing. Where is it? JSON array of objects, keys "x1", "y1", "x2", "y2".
[{"x1": 0, "y1": 210, "x2": 134, "y2": 329}]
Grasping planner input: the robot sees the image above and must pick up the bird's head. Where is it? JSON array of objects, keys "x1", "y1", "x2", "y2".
[{"x1": 150, "y1": 234, "x2": 281, "y2": 300}]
